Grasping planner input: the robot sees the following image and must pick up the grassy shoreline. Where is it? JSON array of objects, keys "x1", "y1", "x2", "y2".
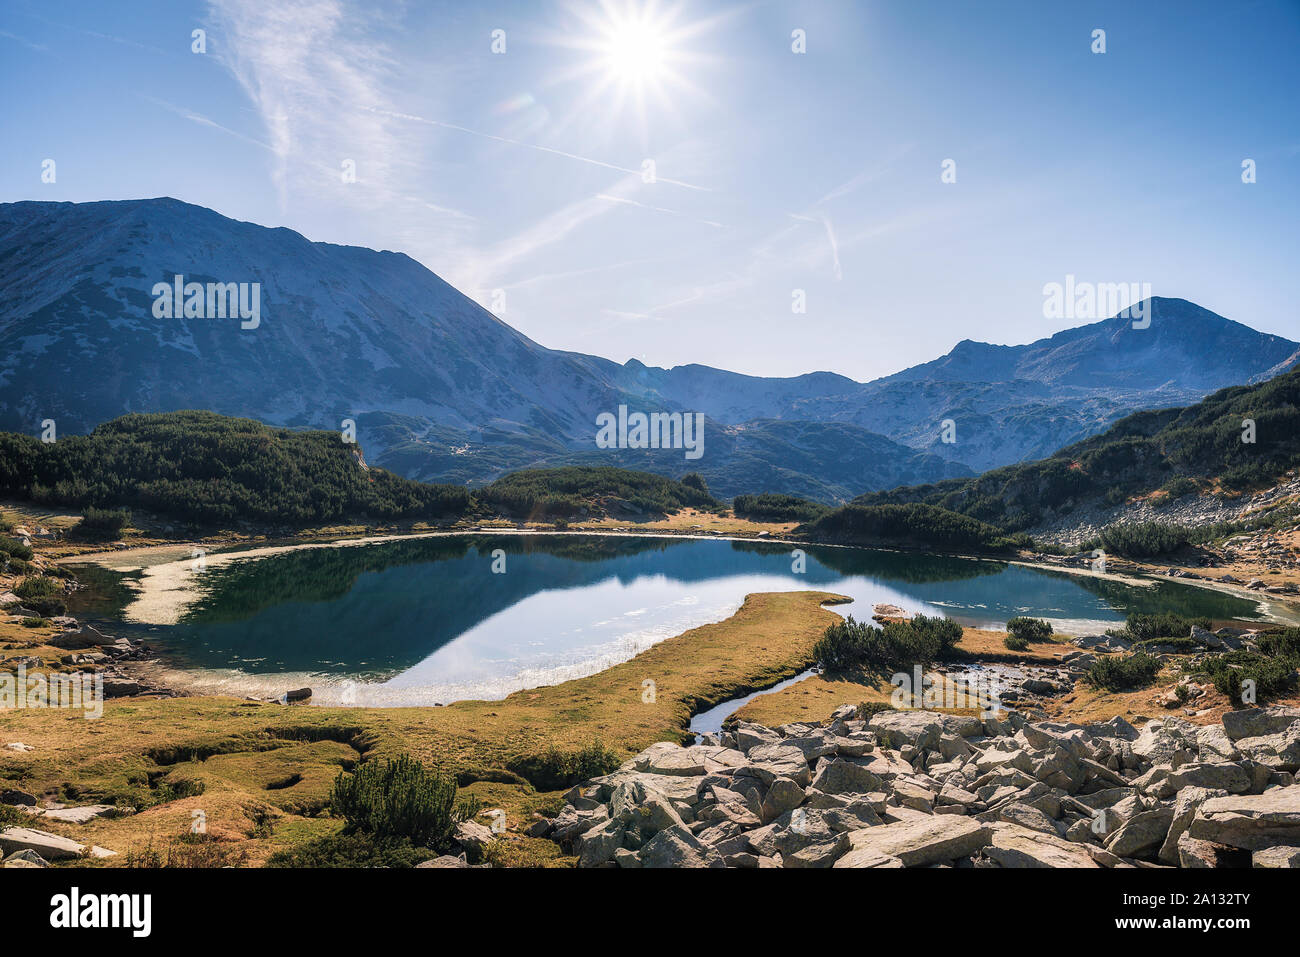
[{"x1": 0, "y1": 590, "x2": 849, "y2": 867}]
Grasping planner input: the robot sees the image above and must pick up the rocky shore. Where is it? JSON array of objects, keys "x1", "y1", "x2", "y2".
[
  {"x1": 537, "y1": 703, "x2": 1300, "y2": 868},
  {"x1": 1030, "y1": 476, "x2": 1300, "y2": 549}
]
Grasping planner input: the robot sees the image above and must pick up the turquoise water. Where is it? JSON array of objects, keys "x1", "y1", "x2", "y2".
[{"x1": 67, "y1": 534, "x2": 1262, "y2": 706}]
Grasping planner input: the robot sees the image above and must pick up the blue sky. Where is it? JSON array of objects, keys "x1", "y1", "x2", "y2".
[{"x1": 3, "y1": 0, "x2": 1297, "y2": 379}]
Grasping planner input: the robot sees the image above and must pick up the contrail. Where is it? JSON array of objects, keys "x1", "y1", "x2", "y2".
[{"x1": 363, "y1": 105, "x2": 711, "y2": 192}]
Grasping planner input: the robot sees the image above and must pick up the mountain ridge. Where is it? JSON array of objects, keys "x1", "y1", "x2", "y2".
[{"x1": 2, "y1": 197, "x2": 1294, "y2": 501}]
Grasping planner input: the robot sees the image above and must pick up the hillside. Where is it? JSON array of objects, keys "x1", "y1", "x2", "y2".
[
  {"x1": 0, "y1": 412, "x2": 720, "y2": 529},
  {"x1": 852, "y1": 369, "x2": 1300, "y2": 533}
]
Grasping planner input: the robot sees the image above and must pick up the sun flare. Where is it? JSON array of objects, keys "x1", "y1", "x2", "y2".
[
  {"x1": 549, "y1": 0, "x2": 716, "y2": 132},
  {"x1": 602, "y1": 19, "x2": 669, "y2": 86}
]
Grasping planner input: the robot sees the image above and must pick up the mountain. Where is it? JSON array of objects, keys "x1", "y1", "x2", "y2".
[
  {"x1": 852, "y1": 368, "x2": 1300, "y2": 532},
  {"x1": 1, "y1": 198, "x2": 1294, "y2": 502}
]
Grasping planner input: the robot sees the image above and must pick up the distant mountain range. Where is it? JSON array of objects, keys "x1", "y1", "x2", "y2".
[{"x1": 2, "y1": 198, "x2": 1295, "y2": 501}]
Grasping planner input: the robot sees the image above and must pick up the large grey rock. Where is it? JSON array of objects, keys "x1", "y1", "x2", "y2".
[
  {"x1": 1189, "y1": 787, "x2": 1300, "y2": 851},
  {"x1": 742, "y1": 744, "x2": 812, "y2": 786},
  {"x1": 983, "y1": 822, "x2": 1101, "y2": 868},
  {"x1": 1147, "y1": 763, "x2": 1251, "y2": 799},
  {"x1": 997, "y1": 802, "x2": 1060, "y2": 837},
  {"x1": 760, "y1": 778, "x2": 805, "y2": 823},
  {"x1": 1222, "y1": 706, "x2": 1300, "y2": 742},
  {"x1": 1, "y1": 848, "x2": 48, "y2": 867},
  {"x1": 1233, "y1": 733, "x2": 1300, "y2": 773},
  {"x1": 639, "y1": 824, "x2": 724, "y2": 868},
  {"x1": 1252, "y1": 845, "x2": 1300, "y2": 868},
  {"x1": 454, "y1": 820, "x2": 496, "y2": 858},
  {"x1": 1159, "y1": 787, "x2": 1227, "y2": 865},
  {"x1": 0, "y1": 827, "x2": 87, "y2": 861},
  {"x1": 810, "y1": 758, "x2": 882, "y2": 796},
  {"x1": 1132, "y1": 719, "x2": 1198, "y2": 767},
  {"x1": 1105, "y1": 807, "x2": 1174, "y2": 858},
  {"x1": 781, "y1": 833, "x2": 851, "y2": 868},
  {"x1": 576, "y1": 818, "x2": 624, "y2": 867},
  {"x1": 834, "y1": 816, "x2": 990, "y2": 868}
]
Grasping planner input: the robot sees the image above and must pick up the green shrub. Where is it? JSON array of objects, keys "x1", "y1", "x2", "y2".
[
  {"x1": 1096, "y1": 522, "x2": 1195, "y2": 557},
  {"x1": 0, "y1": 536, "x2": 33, "y2": 561},
  {"x1": 813, "y1": 616, "x2": 881, "y2": 670},
  {"x1": 1201, "y1": 651, "x2": 1298, "y2": 707},
  {"x1": 1006, "y1": 617, "x2": 1053, "y2": 644},
  {"x1": 802, "y1": 503, "x2": 1014, "y2": 552},
  {"x1": 1133, "y1": 636, "x2": 1202, "y2": 652},
  {"x1": 505, "y1": 740, "x2": 620, "y2": 791},
  {"x1": 329, "y1": 754, "x2": 476, "y2": 850},
  {"x1": 20, "y1": 617, "x2": 50, "y2": 628},
  {"x1": 1257, "y1": 627, "x2": 1300, "y2": 659},
  {"x1": 1161, "y1": 476, "x2": 1198, "y2": 498},
  {"x1": 265, "y1": 832, "x2": 435, "y2": 869},
  {"x1": 76, "y1": 507, "x2": 131, "y2": 538},
  {"x1": 732, "y1": 493, "x2": 830, "y2": 523},
  {"x1": 854, "y1": 702, "x2": 893, "y2": 721},
  {"x1": 14, "y1": 576, "x2": 59, "y2": 599},
  {"x1": 813, "y1": 614, "x2": 961, "y2": 673},
  {"x1": 1083, "y1": 653, "x2": 1162, "y2": 692},
  {"x1": 1118, "y1": 612, "x2": 1212, "y2": 642},
  {"x1": 908, "y1": 614, "x2": 964, "y2": 654},
  {"x1": 1004, "y1": 634, "x2": 1030, "y2": 651}
]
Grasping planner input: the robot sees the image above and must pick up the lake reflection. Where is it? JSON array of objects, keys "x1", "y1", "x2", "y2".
[{"x1": 67, "y1": 535, "x2": 1262, "y2": 705}]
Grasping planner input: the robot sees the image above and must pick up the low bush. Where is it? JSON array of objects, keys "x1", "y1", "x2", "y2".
[
  {"x1": 505, "y1": 740, "x2": 620, "y2": 792},
  {"x1": 75, "y1": 507, "x2": 131, "y2": 539},
  {"x1": 1095, "y1": 522, "x2": 1194, "y2": 557},
  {"x1": 813, "y1": 613, "x2": 962, "y2": 673},
  {"x1": 732, "y1": 493, "x2": 830, "y2": 523},
  {"x1": 1003, "y1": 634, "x2": 1030, "y2": 652},
  {"x1": 854, "y1": 702, "x2": 893, "y2": 721},
  {"x1": 1116, "y1": 612, "x2": 1212, "y2": 643},
  {"x1": 265, "y1": 832, "x2": 434, "y2": 869},
  {"x1": 0, "y1": 536, "x2": 33, "y2": 561},
  {"x1": 1083, "y1": 653, "x2": 1162, "y2": 692},
  {"x1": 1201, "y1": 651, "x2": 1298, "y2": 707},
  {"x1": 330, "y1": 754, "x2": 477, "y2": 851},
  {"x1": 1006, "y1": 617, "x2": 1053, "y2": 644},
  {"x1": 1257, "y1": 627, "x2": 1300, "y2": 659}
]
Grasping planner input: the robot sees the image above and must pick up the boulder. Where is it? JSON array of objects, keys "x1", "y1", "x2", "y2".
[
  {"x1": 1252, "y1": 845, "x2": 1300, "y2": 868},
  {"x1": 1105, "y1": 807, "x2": 1174, "y2": 858},
  {"x1": 2, "y1": 848, "x2": 48, "y2": 867},
  {"x1": 810, "y1": 758, "x2": 882, "y2": 796},
  {"x1": 742, "y1": 744, "x2": 812, "y2": 786},
  {"x1": 1188, "y1": 787, "x2": 1300, "y2": 851},
  {"x1": 1147, "y1": 762, "x2": 1251, "y2": 799},
  {"x1": 1159, "y1": 787, "x2": 1227, "y2": 865},
  {"x1": 983, "y1": 822, "x2": 1102, "y2": 868},
  {"x1": 1222, "y1": 706, "x2": 1300, "y2": 742},
  {"x1": 453, "y1": 820, "x2": 496, "y2": 859},
  {"x1": 0, "y1": 826, "x2": 87, "y2": 861},
  {"x1": 834, "y1": 816, "x2": 990, "y2": 868},
  {"x1": 639, "y1": 824, "x2": 723, "y2": 868}
]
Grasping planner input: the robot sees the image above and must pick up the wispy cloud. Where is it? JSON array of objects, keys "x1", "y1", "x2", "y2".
[{"x1": 205, "y1": 0, "x2": 400, "y2": 208}]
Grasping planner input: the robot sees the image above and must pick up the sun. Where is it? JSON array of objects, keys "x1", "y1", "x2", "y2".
[
  {"x1": 547, "y1": 1, "x2": 718, "y2": 135},
  {"x1": 602, "y1": 18, "x2": 669, "y2": 87}
]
